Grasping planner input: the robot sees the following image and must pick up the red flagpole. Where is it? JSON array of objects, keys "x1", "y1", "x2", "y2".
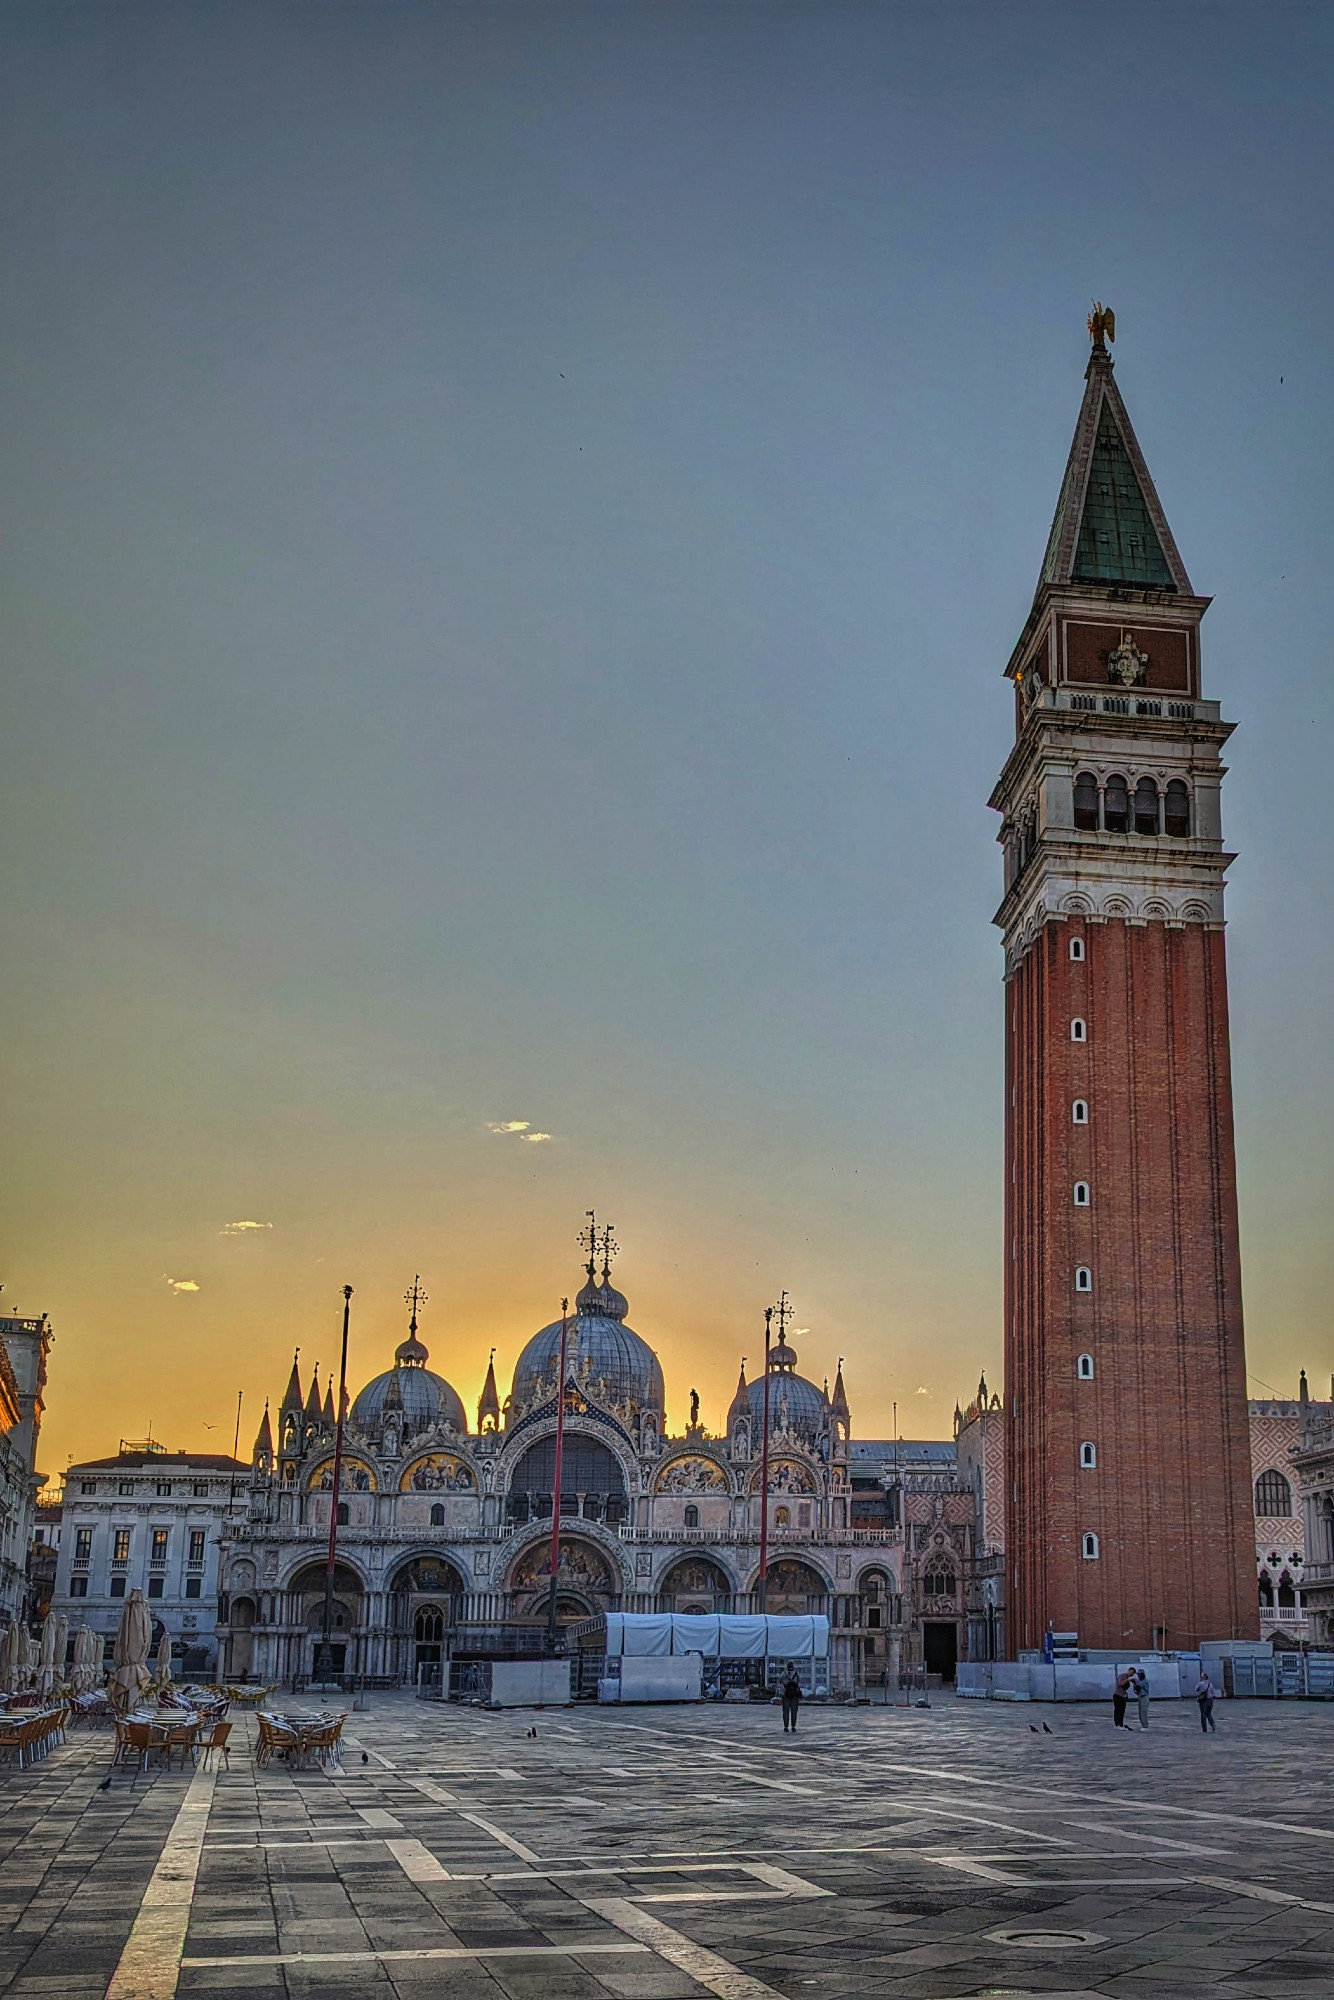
[
  {"x1": 545, "y1": 1298, "x2": 570, "y2": 1651},
  {"x1": 758, "y1": 1306, "x2": 772, "y2": 1613}
]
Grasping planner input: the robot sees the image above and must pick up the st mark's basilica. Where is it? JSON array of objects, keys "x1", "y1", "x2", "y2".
[{"x1": 216, "y1": 1233, "x2": 1003, "y2": 1695}]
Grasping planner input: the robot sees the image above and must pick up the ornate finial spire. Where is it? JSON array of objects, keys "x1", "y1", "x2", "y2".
[
  {"x1": 478, "y1": 1348, "x2": 501, "y2": 1431},
  {"x1": 579, "y1": 1210, "x2": 599, "y2": 1286},
  {"x1": 600, "y1": 1223, "x2": 618, "y2": 1285},
  {"x1": 281, "y1": 1350, "x2": 303, "y2": 1412},
  {"x1": 1088, "y1": 300, "x2": 1115, "y2": 352},
  {"x1": 395, "y1": 1274, "x2": 430, "y2": 1367},
  {"x1": 768, "y1": 1291, "x2": 797, "y2": 1371}
]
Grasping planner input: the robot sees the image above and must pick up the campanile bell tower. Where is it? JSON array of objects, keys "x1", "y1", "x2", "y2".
[{"x1": 992, "y1": 309, "x2": 1257, "y2": 1653}]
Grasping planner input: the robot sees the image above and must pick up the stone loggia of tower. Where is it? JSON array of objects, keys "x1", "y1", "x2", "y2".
[{"x1": 990, "y1": 311, "x2": 1257, "y2": 1654}]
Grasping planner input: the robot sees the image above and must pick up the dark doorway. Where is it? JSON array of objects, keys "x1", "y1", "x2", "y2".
[{"x1": 923, "y1": 1621, "x2": 958, "y2": 1682}]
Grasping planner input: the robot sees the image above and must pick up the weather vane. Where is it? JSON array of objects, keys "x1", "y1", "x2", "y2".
[
  {"x1": 578, "y1": 1210, "x2": 618, "y2": 1282},
  {"x1": 404, "y1": 1274, "x2": 428, "y2": 1333}
]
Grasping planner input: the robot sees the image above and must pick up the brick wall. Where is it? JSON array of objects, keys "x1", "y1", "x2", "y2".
[{"x1": 1005, "y1": 915, "x2": 1256, "y2": 1651}]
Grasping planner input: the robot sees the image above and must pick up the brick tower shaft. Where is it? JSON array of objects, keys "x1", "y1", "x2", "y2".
[{"x1": 991, "y1": 317, "x2": 1257, "y2": 1654}]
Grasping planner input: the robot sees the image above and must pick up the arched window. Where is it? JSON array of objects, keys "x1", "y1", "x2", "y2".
[
  {"x1": 1073, "y1": 772, "x2": 1099, "y2": 831},
  {"x1": 922, "y1": 1569, "x2": 956, "y2": 1597},
  {"x1": 1277, "y1": 1574, "x2": 1297, "y2": 1611},
  {"x1": 1077, "y1": 1353, "x2": 1094, "y2": 1380},
  {"x1": 774, "y1": 1506, "x2": 790, "y2": 1529},
  {"x1": 1134, "y1": 776, "x2": 1159, "y2": 835},
  {"x1": 1081, "y1": 1532, "x2": 1099, "y2": 1560},
  {"x1": 1075, "y1": 1266, "x2": 1093, "y2": 1293},
  {"x1": 683, "y1": 1504, "x2": 699, "y2": 1530},
  {"x1": 1103, "y1": 774, "x2": 1129, "y2": 833},
  {"x1": 1164, "y1": 779, "x2": 1190, "y2": 837},
  {"x1": 1255, "y1": 1469, "x2": 1293, "y2": 1518},
  {"x1": 1074, "y1": 1181, "x2": 1090, "y2": 1206},
  {"x1": 336, "y1": 1502, "x2": 349, "y2": 1526},
  {"x1": 429, "y1": 1503, "x2": 445, "y2": 1527},
  {"x1": 1072, "y1": 1099, "x2": 1089, "y2": 1125},
  {"x1": 1080, "y1": 1442, "x2": 1097, "y2": 1468},
  {"x1": 1071, "y1": 1017, "x2": 1087, "y2": 1042},
  {"x1": 1069, "y1": 935, "x2": 1085, "y2": 961},
  {"x1": 1258, "y1": 1571, "x2": 1274, "y2": 1609}
]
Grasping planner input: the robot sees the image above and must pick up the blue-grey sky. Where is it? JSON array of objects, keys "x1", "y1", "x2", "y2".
[{"x1": 3, "y1": 2, "x2": 1331, "y2": 1470}]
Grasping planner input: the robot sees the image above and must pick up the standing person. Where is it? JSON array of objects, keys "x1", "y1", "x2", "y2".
[
  {"x1": 1112, "y1": 1666, "x2": 1134, "y2": 1729},
  {"x1": 780, "y1": 1666, "x2": 802, "y2": 1734},
  {"x1": 1195, "y1": 1670, "x2": 1217, "y2": 1733},
  {"x1": 1134, "y1": 1667, "x2": 1151, "y2": 1730}
]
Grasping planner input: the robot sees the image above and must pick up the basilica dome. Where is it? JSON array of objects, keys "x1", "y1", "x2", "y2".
[
  {"x1": 747, "y1": 1335, "x2": 830, "y2": 1444},
  {"x1": 351, "y1": 1327, "x2": 467, "y2": 1436},
  {"x1": 510, "y1": 1271, "x2": 665, "y2": 1417}
]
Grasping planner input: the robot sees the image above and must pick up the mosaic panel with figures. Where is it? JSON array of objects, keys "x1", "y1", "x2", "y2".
[
  {"x1": 309, "y1": 1457, "x2": 377, "y2": 1492},
  {"x1": 748, "y1": 1457, "x2": 815, "y2": 1494},
  {"x1": 510, "y1": 1537, "x2": 614, "y2": 1593},
  {"x1": 399, "y1": 1453, "x2": 476, "y2": 1493},
  {"x1": 656, "y1": 1454, "x2": 728, "y2": 1494}
]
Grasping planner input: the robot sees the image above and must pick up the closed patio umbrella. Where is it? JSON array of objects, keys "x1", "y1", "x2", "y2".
[
  {"x1": 0, "y1": 1624, "x2": 20, "y2": 1692},
  {"x1": 156, "y1": 1627, "x2": 173, "y2": 1687},
  {"x1": 111, "y1": 1589, "x2": 153, "y2": 1704},
  {"x1": 38, "y1": 1611, "x2": 58, "y2": 1694},
  {"x1": 71, "y1": 1624, "x2": 100, "y2": 1694},
  {"x1": 15, "y1": 1625, "x2": 34, "y2": 1687},
  {"x1": 54, "y1": 1616, "x2": 69, "y2": 1684}
]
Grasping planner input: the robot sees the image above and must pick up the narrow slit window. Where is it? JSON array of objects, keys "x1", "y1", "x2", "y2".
[
  {"x1": 1072, "y1": 1099, "x2": 1089, "y2": 1125},
  {"x1": 1075, "y1": 1266, "x2": 1093, "y2": 1293},
  {"x1": 1080, "y1": 1442, "x2": 1097, "y2": 1468},
  {"x1": 1074, "y1": 1181, "x2": 1090, "y2": 1206},
  {"x1": 1071, "y1": 1018, "x2": 1087, "y2": 1042},
  {"x1": 1069, "y1": 936, "x2": 1085, "y2": 961},
  {"x1": 1077, "y1": 1353, "x2": 1094, "y2": 1380},
  {"x1": 1082, "y1": 1532, "x2": 1099, "y2": 1560}
]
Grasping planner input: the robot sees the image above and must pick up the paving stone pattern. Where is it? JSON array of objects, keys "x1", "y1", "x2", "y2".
[{"x1": 2, "y1": 1692, "x2": 1333, "y2": 1997}]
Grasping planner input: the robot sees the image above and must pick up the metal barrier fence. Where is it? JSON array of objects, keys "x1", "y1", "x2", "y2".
[{"x1": 1223, "y1": 1653, "x2": 1334, "y2": 1699}]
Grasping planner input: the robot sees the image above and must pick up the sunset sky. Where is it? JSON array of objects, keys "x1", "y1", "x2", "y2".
[{"x1": 3, "y1": 3, "x2": 1332, "y2": 1479}]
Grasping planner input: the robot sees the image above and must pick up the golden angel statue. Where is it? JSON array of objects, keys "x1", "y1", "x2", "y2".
[{"x1": 1088, "y1": 301, "x2": 1116, "y2": 349}]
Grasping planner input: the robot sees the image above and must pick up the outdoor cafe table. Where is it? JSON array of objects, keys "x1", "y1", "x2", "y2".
[{"x1": 125, "y1": 1709, "x2": 201, "y2": 1768}]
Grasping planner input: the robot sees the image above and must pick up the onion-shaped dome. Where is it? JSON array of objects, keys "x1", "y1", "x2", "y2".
[
  {"x1": 748, "y1": 1336, "x2": 830, "y2": 1443},
  {"x1": 351, "y1": 1314, "x2": 466, "y2": 1435},
  {"x1": 510, "y1": 1276, "x2": 664, "y2": 1417},
  {"x1": 352, "y1": 1363, "x2": 466, "y2": 1434}
]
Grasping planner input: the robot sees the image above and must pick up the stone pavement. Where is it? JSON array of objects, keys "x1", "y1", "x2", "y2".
[{"x1": 1, "y1": 1690, "x2": 1333, "y2": 1997}]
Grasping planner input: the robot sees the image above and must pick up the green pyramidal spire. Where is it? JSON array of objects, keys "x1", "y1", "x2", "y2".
[{"x1": 1038, "y1": 328, "x2": 1191, "y2": 598}]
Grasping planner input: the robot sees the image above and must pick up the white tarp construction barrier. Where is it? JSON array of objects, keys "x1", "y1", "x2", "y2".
[{"x1": 604, "y1": 1613, "x2": 829, "y2": 1659}]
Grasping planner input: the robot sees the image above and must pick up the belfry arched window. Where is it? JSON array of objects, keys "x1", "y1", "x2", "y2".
[
  {"x1": 1134, "y1": 776, "x2": 1160, "y2": 835},
  {"x1": 1164, "y1": 779, "x2": 1190, "y2": 837},
  {"x1": 1255, "y1": 1469, "x2": 1293, "y2": 1518},
  {"x1": 1073, "y1": 772, "x2": 1099, "y2": 831},
  {"x1": 1103, "y1": 775, "x2": 1129, "y2": 833}
]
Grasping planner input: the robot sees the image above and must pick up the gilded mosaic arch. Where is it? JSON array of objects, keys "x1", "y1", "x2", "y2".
[
  {"x1": 399, "y1": 1452, "x2": 476, "y2": 1494},
  {"x1": 747, "y1": 1456, "x2": 815, "y2": 1495},
  {"x1": 308, "y1": 1457, "x2": 377, "y2": 1493},
  {"x1": 654, "y1": 1454, "x2": 729, "y2": 1495}
]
